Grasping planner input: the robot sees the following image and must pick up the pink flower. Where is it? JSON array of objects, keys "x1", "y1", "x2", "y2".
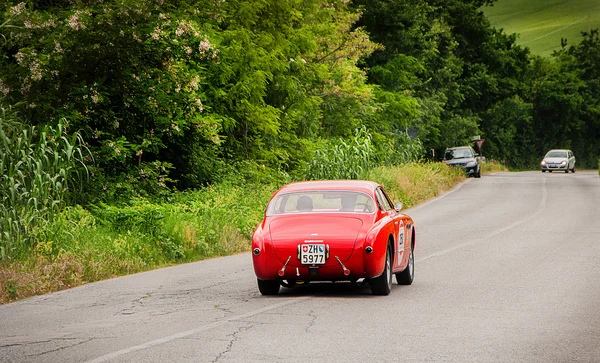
[
  {"x1": 195, "y1": 99, "x2": 203, "y2": 112},
  {"x1": 199, "y1": 39, "x2": 211, "y2": 53},
  {"x1": 0, "y1": 80, "x2": 10, "y2": 96},
  {"x1": 9, "y1": 3, "x2": 26, "y2": 17},
  {"x1": 189, "y1": 75, "x2": 200, "y2": 90},
  {"x1": 15, "y1": 51, "x2": 25, "y2": 65},
  {"x1": 68, "y1": 14, "x2": 84, "y2": 30}
]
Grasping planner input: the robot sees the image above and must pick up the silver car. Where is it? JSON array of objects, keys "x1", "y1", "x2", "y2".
[{"x1": 540, "y1": 149, "x2": 576, "y2": 173}]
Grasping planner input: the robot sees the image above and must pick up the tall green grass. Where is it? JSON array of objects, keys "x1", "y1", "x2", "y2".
[
  {"x1": 303, "y1": 127, "x2": 424, "y2": 180},
  {"x1": 0, "y1": 107, "x2": 88, "y2": 261},
  {"x1": 304, "y1": 127, "x2": 377, "y2": 180}
]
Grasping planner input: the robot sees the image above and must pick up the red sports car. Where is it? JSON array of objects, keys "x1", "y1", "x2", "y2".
[{"x1": 251, "y1": 180, "x2": 416, "y2": 295}]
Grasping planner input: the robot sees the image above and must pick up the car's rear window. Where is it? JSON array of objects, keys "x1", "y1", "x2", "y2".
[
  {"x1": 546, "y1": 151, "x2": 568, "y2": 158},
  {"x1": 444, "y1": 148, "x2": 472, "y2": 160},
  {"x1": 266, "y1": 191, "x2": 376, "y2": 216}
]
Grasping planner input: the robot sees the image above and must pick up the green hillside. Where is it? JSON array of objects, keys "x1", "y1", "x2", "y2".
[{"x1": 483, "y1": 0, "x2": 600, "y2": 57}]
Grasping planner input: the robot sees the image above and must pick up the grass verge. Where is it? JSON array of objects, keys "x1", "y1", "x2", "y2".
[
  {"x1": 363, "y1": 162, "x2": 465, "y2": 209},
  {"x1": 1, "y1": 162, "x2": 466, "y2": 304},
  {"x1": 481, "y1": 160, "x2": 508, "y2": 174}
]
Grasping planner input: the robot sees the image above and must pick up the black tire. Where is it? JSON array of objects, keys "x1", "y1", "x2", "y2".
[
  {"x1": 257, "y1": 278, "x2": 280, "y2": 295},
  {"x1": 542, "y1": 170, "x2": 546, "y2": 173},
  {"x1": 395, "y1": 249, "x2": 414, "y2": 285},
  {"x1": 549, "y1": 170, "x2": 552, "y2": 173},
  {"x1": 371, "y1": 245, "x2": 392, "y2": 296},
  {"x1": 565, "y1": 168, "x2": 569, "y2": 173},
  {"x1": 572, "y1": 167, "x2": 576, "y2": 173},
  {"x1": 474, "y1": 168, "x2": 481, "y2": 178}
]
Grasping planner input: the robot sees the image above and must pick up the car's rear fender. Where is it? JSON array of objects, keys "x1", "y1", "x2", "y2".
[
  {"x1": 251, "y1": 224, "x2": 279, "y2": 280},
  {"x1": 363, "y1": 220, "x2": 393, "y2": 278}
]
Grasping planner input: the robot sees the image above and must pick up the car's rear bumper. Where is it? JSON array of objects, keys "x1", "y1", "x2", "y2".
[
  {"x1": 465, "y1": 165, "x2": 478, "y2": 175},
  {"x1": 253, "y1": 249, "x2": 384, "y2": 282},
  {"x1": 446, "y1": 163, "x2": 478, "y2": 175}
]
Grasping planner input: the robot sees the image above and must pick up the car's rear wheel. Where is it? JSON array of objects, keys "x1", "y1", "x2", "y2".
[
  {"x1": 257, "y1": 278, "x2": 280, "y2": 295},
  {"x1": 565, "y1": 168, "x2": 569, "y2": 173},
  {"x1": 572, "y1": 167, "x2": 576, "y2": 173},
  {"x1": 474, "y1": 169, "x2": 481, "y2": 178},
  {"x1": 371, "y1": 245, "x2": 392, "y2": 296},
  {"x1": 542, "y1": 170, "x2": 546, "y2": 173},
  {"x1": 548, "y1": 170, "x2": 552, "y2": 173},
  {"x1": 395, "y1": 249, "x2": 414, "y2": 285}
]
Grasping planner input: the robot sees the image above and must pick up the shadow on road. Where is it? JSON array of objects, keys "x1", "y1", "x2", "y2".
[{"x1": 274, "y1": 280, "x2": 386, "y2": 298}]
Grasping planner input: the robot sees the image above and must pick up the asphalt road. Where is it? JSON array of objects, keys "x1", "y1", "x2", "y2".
[{"x1": 1, "y1": 171, "x2": 600, "y2": 363}]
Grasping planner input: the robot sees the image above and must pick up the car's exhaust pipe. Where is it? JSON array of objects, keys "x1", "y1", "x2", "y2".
[
  {"x1": 278, "y1": 256, "x2": 292, "y2": 277},
  {"x1": 335, "y1": 256, "x2": 351, "y2": 276}
]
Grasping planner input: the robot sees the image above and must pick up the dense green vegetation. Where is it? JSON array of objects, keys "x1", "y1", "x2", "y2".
[
  {"x1": 484, "y1": 0, "x2": 600, "y2": 57},
  {"x1": 1, "y1": 0, "x2": 599, "y2": 301}
]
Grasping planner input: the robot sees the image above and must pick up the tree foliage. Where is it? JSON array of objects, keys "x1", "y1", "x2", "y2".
[
  {"x1": 0, "y1": 0, "x2": 599, "y2": 198},
  {"x1": 0, "y1": 0, "x2": 386, "y2": 192}
]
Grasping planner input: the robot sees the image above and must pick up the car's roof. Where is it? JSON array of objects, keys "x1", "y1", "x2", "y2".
[
  {"x1": 276, "y1": 180, "x2": 380, "y2": 194},
  {"x1": 546, "y1": 149, "x2": 570, "y2": 152}
]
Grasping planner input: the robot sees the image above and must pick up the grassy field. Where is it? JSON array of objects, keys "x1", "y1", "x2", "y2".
[{"x1": 483, "y1": 0, "x2": 600, "y2": 57}]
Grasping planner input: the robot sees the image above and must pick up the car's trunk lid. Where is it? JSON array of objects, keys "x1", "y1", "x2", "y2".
[{"x1": 269, "y1": 215, "x2": 364, "y2": 266}]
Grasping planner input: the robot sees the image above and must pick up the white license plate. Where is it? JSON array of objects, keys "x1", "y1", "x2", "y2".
[{"x1": 300, "y1": 244, "x2": 326, "y2": 265}]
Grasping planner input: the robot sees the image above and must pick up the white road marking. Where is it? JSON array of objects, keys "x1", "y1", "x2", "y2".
[
  {"x1": 417, "y1": 177, "x2": 547, "y2": 262},
  {"x1": 84, "y1": 297, "x2": 310, "y2": 363}
]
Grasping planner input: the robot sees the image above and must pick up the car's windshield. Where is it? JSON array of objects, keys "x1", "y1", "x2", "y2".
[
  {"x1": 266, "y1": 191, "x2": 376, "y2": 216},
  {"x1": 546, "y1": 151, "x2": 568, "y2": 158},
  {"x1": 444, "y1": 148, "x2": 472, "y2": 160}
]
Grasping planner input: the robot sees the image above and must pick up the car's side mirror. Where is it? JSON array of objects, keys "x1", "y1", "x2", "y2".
[{"x1": 394, "y1": 201, "x2": 403, "y2": 212}]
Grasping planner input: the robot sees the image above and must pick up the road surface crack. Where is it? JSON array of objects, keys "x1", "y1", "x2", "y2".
[
  {"x1": 0, "y1": 337, "x2": 80, "y2": 348},
  {"x1": 305, "y1": 310, "x2": 317, "y2": 333},
  {"x1": 213, "y1": 304, "x2": 233, "y2": 315},
  {"x1": 118, "y1": 290, "x2": 156, "y2": 315},
  {"x1": 211, "y1": 324, "x2": 253, "y2": 363},
  {"x1": 25, "y1": 338, "x2": 94, "y2": 357}
]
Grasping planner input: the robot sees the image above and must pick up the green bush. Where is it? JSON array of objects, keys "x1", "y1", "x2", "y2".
[{"x1": 92, "y1": 202, "x2": 166, "y2": 237}]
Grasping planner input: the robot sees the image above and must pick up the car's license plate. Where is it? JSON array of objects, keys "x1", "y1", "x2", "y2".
[{"x1": 300, "y1": 244, "x2": 326, "y2": 265}]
